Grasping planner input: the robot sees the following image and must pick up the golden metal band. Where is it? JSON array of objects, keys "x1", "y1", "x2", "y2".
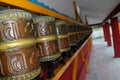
[
  {"x1": 40, "y1": 53, "x2": 61, "y2": 62},
  {"x1": 55, "y1": 20, "x2": 66, "y2": 25},
  {"x1": 0, "y1": 38, "x2": 36, "y2": 52},
  {"x1": 76, "y1": 40, "x2": 80, "y2": 43},
  {"x1": 0, "y1": 67, "x2": 41, "y2": 80},
  {"x1": 58, "y1": 34, "x2": 69, "y2": 39},
  {"x1": 60, "y1": 47, "x2": 71, "y2": 53},
  {"x1": 68, "y1": 32, "x2": 78, "y2": 36},
  {"x1": 78, "y1": 31, "x2": 89, "y2": 33},
  {"x1": 70, "y1": 43, "x2": 76, "y2": 46},
  {"x1": 78, "y1": 31, "x2": 82, "y2": 33},
  {"x1": 36, "y1": 35, "x2": 57, "y2": 43}
]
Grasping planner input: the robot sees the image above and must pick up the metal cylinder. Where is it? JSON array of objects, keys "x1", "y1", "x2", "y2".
[
  {"x1": 78, "y1": 26, "x2": 82, "y2": 41},
  {"x1": 55, "y1": 20, "x2": 70, "y2": 53},
  {"x1": 33, "y1": 16, "x2": 61, "y2": 62},
  {"x1": 0, "y1": 9, "x2": 41, "y2": 80},
  {"x1": 68, "y1": 23, "x2": 76, "y2": 46},
  {"x1": 74, "y1": 24, "x2": 79, "y2": 44}
]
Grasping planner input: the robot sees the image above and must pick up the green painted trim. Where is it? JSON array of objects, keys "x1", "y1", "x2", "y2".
[
  {"x1": 33, "y1": 16, "x2": 55, "y2": 24},
  {"x1": 40, "y1": 53, "x2": 61, "y2": 62},
  {"x1": 0, "y1": 67, "x2": 41, "y2": 80},
  {"x1": 60, "y1": 47, "x2": 71, "y2": 53}
]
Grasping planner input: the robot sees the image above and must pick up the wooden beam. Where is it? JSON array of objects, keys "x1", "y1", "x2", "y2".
[
  {"x1": 0, "y1": 0, "x2": 86, "y2": 26},
  {"x1": 85, "y1": 15, "x2": 88, "y2": 25},
  {"x1": 72, "y1": 56, "x2": 78, "y2": 80},
  {"x1": 73, "y1": 0, "x2": 82, "y2": 22},
  {"x1": 73, "y1": 1, "x2": 78, "y2": 20},
  {"x1": 103, "y1": 3, "x2": 120, "y2": 22}
]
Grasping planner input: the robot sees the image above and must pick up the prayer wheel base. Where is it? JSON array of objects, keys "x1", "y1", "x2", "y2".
[
  {"x1": 61, "y1": 50, "x2": 71, "y2": 59},
  {"x1": 41, "y1": 58, "x2": 60, "y2": 78},
  {"x1": 76, "y1": 42, "x2": 80, "y2": 50},
  {"x1": 32, "y1": 74, "x2": 42, "y2": 80},
  {"x1": 78, "y1": 41, "x2": 83, "y2": 47},
  {"x1": 70, "y1": 45, "x2": 77, "y2": 54},
  {"x1": 59, "y1": 50, "x2": 71, "y2": 65},
  {"x1": 59, "y1": 55, "x2": 66, "y2": 65}
]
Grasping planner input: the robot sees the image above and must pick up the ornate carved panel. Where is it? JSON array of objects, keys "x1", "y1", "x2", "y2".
[
  {"x1": 0, "y1": 19, "x2": 34, "y2": 42},
  {"x1": 36, "y1": 22, "x2": 56, "y2": 38},
  {"x1": 0, "y1": 46, "x2": 40, "y2": 77}
]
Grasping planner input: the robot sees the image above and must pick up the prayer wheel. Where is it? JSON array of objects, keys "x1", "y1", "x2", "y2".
[
  {"x1": 33, "y1": 16, "x2": 61, "y2": 62},
  {"x1": 0, "y1": 9, "x2": 41, "y2": 80},
  {"x1": 78, "y1": 26, "x2": 83, "y2": 46},
  {"x1": 33, "y1": 16, "x2": 61, "y2": 78},
  {"x1": 68, "y1": 23, "x2": 77, "y2": 53},
  {"x1": 74, "y1": 25, "x2": 80, "y2": 49},
  {"x1": 55, "y1": 20, "x2": 71, "y2": 63}
]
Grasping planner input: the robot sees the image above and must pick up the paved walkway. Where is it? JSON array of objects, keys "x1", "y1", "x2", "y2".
[{"x1": 86, "y1": 38, "x2": 120, "y2": 80}]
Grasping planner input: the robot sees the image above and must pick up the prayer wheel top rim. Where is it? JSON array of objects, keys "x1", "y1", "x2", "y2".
[
  {"x1": 55, "y1": 20, "x2": 67, "y2": 25},
  {"x1": 0, "y1": 9, "x2": 32, "y2": 21},
  {"x1": 0, "y1": 9, "x2": 32, "y2": 20},
  {"x1": 33, "y1": 16, "x2": 55, "y2": 24},
  {"x1": 67, "y1": 22, "x2": 74, "y2": 25}
]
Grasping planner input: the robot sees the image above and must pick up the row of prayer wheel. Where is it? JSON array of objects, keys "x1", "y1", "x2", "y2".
[{"x1": 0, "y1": 9, "x2": 92, "y2": 80}]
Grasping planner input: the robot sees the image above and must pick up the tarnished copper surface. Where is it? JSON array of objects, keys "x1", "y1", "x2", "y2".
[
  {"x1": 57, "y1": 38, "x2": 70, "y2": 52},
  {"x1": 0, "y1": 19, "x2": 34, "y2": 42},
  {"x1": 34, "y1": 20, "x2": 61, "y2": 62},
  {"x1": 68, "y1": 25, "x2": 74, "y2": 46},
  {"x1": 0, "y1": 46, "x2": 40, "y2": 76},
  {"x1": 38, "y1": 40, "x2": 60, "y2": 62},
  {"x1": 55, "y1": 21, "x2": 70, "y2": 53},
  {"x1": 56, "y1": 24, "x2": 68, "y2": 35},
  {"x1": 0, "y1": 9, "x2": 41, "y2": 79},
  {"x1": 68, "y1": 24, "x2": 77, "y2": 46},
  {"x1": 35, "y1": 22, "x2": 56, "y2": 38}
]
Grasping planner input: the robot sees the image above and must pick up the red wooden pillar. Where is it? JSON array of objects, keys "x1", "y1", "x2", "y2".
[
  {"x1": 105, "y1": 22, "x2": 112, "y2": 46},
  {"x1": 103, "y1": 24, "x2": 107, "y2": 41},
  {"x1": 111, "y1": 17, "x2": 120, "y2": 58}
]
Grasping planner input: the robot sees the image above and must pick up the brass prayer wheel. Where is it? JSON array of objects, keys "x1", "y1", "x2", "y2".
[
  {"x1": 78, "y1": 26, "x2": 82, "y2": 41},
  {"x1": 73, "y1": 24, "x2": 79, "y2": 44},
  {"x1": 75, "y1": 25, "x2": 81, "y2": 49},
  {"x1": 76, "y1": 25, "x2": 80, "y2": 43},
  {"x1": 55, "y1": 20, "x2": 70, "y2": 53},
  {"x1": 0, "y1": 9, "x2": 41, "y2": 80},
  {"x1": 67, "y1": 23, "x2": 79, "y2": 53},
  {"x1": 68, "y1": 23, "x2": 76, "y2": 46},
  {"x1": 33, "y1": 16, "x2": 61, "y2": 62}
]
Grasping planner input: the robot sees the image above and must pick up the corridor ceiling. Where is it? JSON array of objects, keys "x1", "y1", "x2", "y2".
[
  {"x1": 38, "y1": 0, "x2": 120, "y2": 25},
  {"x1": 76, "y1": 0, "x2": 120, "y2": 25}
]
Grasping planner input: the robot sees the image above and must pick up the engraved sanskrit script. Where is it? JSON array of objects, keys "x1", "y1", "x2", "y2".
[
  {"x1": 6, "y1": 51, "x2": 27, "y2": 74},
  {"x1": 1, "y1": 20, "x2": 20, "y2": 41},
  {"x1": 30, "y1": 49, "x2": 40, "y2": 66}
]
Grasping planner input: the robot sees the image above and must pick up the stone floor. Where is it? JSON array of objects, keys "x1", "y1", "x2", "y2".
[{"x1": 86, "y1": 38, "x2": 120, "y2": 80}]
